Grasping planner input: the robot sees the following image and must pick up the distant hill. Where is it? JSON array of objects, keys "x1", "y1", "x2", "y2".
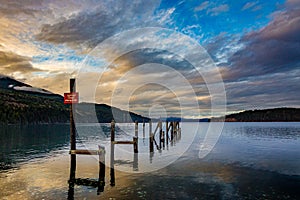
[
  {"x1": 166, "y1": 108, "x2": 300, "y2": 122},
  {"x1": 0, "y1": 75, "x2": 149, "y2": 124},
  {"x1": 217, "y1": 108, "x2": 300, "y2": 122}
]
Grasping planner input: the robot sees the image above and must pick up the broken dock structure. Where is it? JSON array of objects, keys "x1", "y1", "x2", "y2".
[{"x1": 65, "y1": 78, "x2": 182, "y2": 196}]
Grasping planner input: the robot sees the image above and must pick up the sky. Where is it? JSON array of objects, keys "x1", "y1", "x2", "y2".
[{"x1": 0, "y1": 0, "x2": 299, "y2": 118}]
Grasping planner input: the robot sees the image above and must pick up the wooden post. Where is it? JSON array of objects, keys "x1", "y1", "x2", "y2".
[
  {"x1": 110, "y1": 120, "x2": 115, "y2": 186},
  {"x1": 69, "y1": 78, "x2": 76, "y2": 180},
  {"x1": 133, "y1": 136, "x2": 138, "y2": 153},
  {"x1": 149, "y1": 121, "x2": 154, "y2": 161},
  {"x1": 176, "y1": 122, "x2": 179, "y2": 140},
  {"x1": 133, "y1": 149, "x2": 138, "y2": 171},
  {"x1": 171, "y1": 121, "x2": 174, "y2": 141},
  {"x1": 143, "y1": 120, "x2": 145, "y2": 138},
  {"x1": 98, "y1": 145, "x2": 105, "y2": 194},
  {"x1": 111, "y1": 120, "x2": 115, "y2": 142},
  {"x1": 174, "y1": 122, "x2": 176, "y2": 140},
  {"x1": 159, "y1": 121, "x2": 161, "y2": 149},
  {"x1": 134, "y1": 121, "x2": 138, "y2": 153},
  {"x1": 148, "y1": 120, "x2": 155, "y2": 153},
  {"x1": 162, "y1": 122, "x2": 165, "y2": 148},
  {"x1": 150, "y1": 133, "x2": 154, "y2": 153},
  {"x1": 162, "y1": 131, "x2": 165, "y2": 149},
  {"x1": 70, "y1": 79, "x2": 76, "y2": 150},
  {"x1": 159, "y1": 121, "x2": 162, "y2": 149},
  {"x1": 68, "y1": 176, "x2": 75, "y2": 199},
  {"x1": 166, "y1": 121, "x2": 169, "y2": 145},
  {"x1": 135, "y1": 121, "x2": 138, "y2": 138},
  {"x1": 68, "y1": 157, "x2": 75, "y2": 199}
]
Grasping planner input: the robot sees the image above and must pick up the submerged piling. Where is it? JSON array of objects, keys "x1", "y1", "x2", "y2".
[
  {"x1": 166, "y1": 121, "x2": 169, "y2": 145},
  {"x1": 150, "y1": 132, "x2": 154, "y2": 152},
  {"x1": 143, "y1": 120, "x2": 145, "y2": 138},
  {"x1": 110, "y1": 120, "x2": 115, "y2": 186},
  {"x1": 98, "y1": 145, "x2": 105, "y2": 193}
]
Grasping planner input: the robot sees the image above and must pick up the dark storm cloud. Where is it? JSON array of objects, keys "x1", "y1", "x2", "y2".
[
  {"x1": 0, "y1": 0, "x2": 41, "y2": 16},
  {"x1": 224, "y1": 0, "x2": 300, "y2": 80},
  {"x1": 102, "y1": 48, "x2": 207, "y2": 88},
  {"x1": 112, "y1": 48, "x2": 193, "y2": 71},
  {"x1": 202, "y1": 0, "x2": 300, "y2": 111},
  {"x1": 36, "y1": 0, "x2": 161, "y2": 48}
]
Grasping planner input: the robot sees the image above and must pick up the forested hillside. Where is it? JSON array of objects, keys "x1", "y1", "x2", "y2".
[
  {"x1": 0, "y1": 76, "x2": 149, "y2": 124},
  {"x1": 0, "y1": 88, "x2": 149, "y2": 124},
  {"x1": 224, "y1": 108, "x2": 300, "y2": 122},
  {"x1": 0, "y1": 88, "x2": 68, "y2": 124}
]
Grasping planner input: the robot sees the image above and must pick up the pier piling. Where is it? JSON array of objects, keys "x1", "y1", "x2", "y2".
[
  {"x1": 110, "y1": 120, "x2": 115, "y2": 186},
  {"x1": 69, "y1": 78, "x2": 76, "y2": 180}
]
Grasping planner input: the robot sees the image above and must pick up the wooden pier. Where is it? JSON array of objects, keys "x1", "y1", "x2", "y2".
[{"x1": 66, "y1": 79, "x2": 182, "y2": 197}]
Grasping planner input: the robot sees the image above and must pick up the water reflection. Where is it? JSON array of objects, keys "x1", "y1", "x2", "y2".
[
  {"x1": 67, "y1": 123, "x2": 182, "y2": 197},
  {"x1": 0, "y1": 124, "x2": 69, "y2": 170},
  {"x1": 0, "y1": 123, "x2": 299, "y2": 199},
  {"x1": 225, "y1": 122, "x2": 300, "y2": 139},
  {"x1": 67, "y1": 146, "x2": 140, "y2": 197},
  {"x1": 68, "y1": 145, "x2": 106, "y2": 199}
]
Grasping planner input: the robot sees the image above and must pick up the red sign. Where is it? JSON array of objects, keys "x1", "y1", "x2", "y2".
[{"x1": 64, "y1": 92, "x2": 79, "y2": 104}]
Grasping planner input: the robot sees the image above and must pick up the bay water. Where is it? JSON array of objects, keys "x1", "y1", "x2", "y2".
[{"x1": 0, "y1": 122, "x2": 299, "y2": 199}]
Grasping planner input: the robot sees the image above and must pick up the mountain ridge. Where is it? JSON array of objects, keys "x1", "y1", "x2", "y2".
[{"x1": 0, "y1": 75, "x2": 149, "y2": 124}]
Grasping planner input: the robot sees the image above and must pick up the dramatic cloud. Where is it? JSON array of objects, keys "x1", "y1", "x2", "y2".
[
  {"x1": 226, "y1": 68, "x2": 300, "y2": 111},
  {"x1": 0, "y1": 0, "x2": 299, "y2": 117},
  {"x1": 222, "y1": 0, "x2": 300, "y2": 80},
  {"x1": 0, "y1": 0, "x2": 101, "y2": 77},
  {"x1": 36, "y1": 0, "x2": 161, "y2": 49},
  {"x1": 202, "y1": 0, "x2": 300, "y2": 111},
  {"x1": 77, "y1": 47, "x2": 215, "y2": 118}
]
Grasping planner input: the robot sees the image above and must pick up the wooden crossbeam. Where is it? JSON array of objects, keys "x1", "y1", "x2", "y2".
[
  {"x1": 112, "y1": 141, "x2": 136, "y2": 145},
  {"x1": 69, "y1": 149, "x2": 104, "y2": 155}
]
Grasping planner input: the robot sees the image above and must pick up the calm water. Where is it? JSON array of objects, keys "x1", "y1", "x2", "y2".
[{"x1": 0, "y1": 122, "x2": 299, "y2": 199}]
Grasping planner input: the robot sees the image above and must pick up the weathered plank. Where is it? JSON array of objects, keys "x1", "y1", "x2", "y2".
[
  {"x1": 112, "y1": 141, "x2": 135, "y2": 145},
  {"x1": 69, "y1": 149, "x2": 103, "y2": 155}
]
